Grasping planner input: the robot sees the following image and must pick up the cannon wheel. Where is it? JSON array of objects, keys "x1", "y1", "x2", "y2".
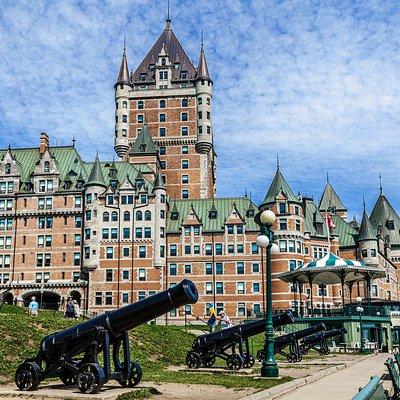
[
  {"x1": 76, "y1": 363, "x2": 105, "y2": 394},
  {"x1": 202, "y1": 357, "x2": 216, "y2": 367},
  {"x1": 256, "y1": 349, "x2": 265, "y2": 362},
  {"x1": 15, "y1": 361, "x2": 41, "y2": 391},
  {"x1": 296, "y1": 354, "x2": 302, "y2": 362},
  {"x1": 118, "y1": 362, "x2": 142, "y2": 387},
  {"x1": 226, "y1": 354, "x2": 243, "y2": 370},
  {"x1": 286, "y1": 353, "x2": 297, "y2": 363},
  {"x1": 59, "y1": 369, "x2": 77, "y2": 386},
  {"x1": 243, "y1": 353, "x2": 255, "y2": 368},
  {"x1": 318, "y1": 348, "x2": 328, "y2": 355},
  {"x1": 300, "y1": 347, "x2": 308, "y2": 355},
  {"x1": 186, "y1": 351, "x2": 201, "y2": 369}
]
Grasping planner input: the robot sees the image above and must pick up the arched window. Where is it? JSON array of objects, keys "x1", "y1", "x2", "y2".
[
  {"x1": 5, "y1": 163, "x2": 11, "y2": 175},
  {"x1": 103, "y1": 212, "x2": 109, "y2": 222},
  {"x1": 111, "y1": 211, "x2": 118, "y2": 222},
  {"x1": 145, "y1": 210, "x2": 151, "y2": 221},
  {"x1": 137, "y1": 100, "x2": 144, "y2": 110},
  {"x1": 136, "y1": 211, "x2": 143, "y2": 221},
  {"x1": 124, "y1": 211, "x2": 130, "y2": 221},
  {"x1": 161, "y1": 57, "x2": 166, "y2": 66},
  {"x1": 122, "y1": 101, "x2": 128, "y2": 109},
  {"x1": 44, "y1": 161, "x2": 50, "y2": 173}
]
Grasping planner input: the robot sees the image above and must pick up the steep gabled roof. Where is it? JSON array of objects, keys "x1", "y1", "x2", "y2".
[
  {"x1": 129, "y1": 123, "x2": 158, "y2": 156},
  {"x1": 303, "y1": 199, "x2": 328, "y2": 237},
  {"x1": 319, "y1": 182, "x2": 346, "y2": 211},
  {"x1": 261, "y1": 168, "x2": 300, "y2": 205},
  {"x1": 333, "y1": 214, "x2": 357, "y2": 247},
  {"x1": 370, "y1": 194, "x2": 400, "y2": 245},
  {"x1": 357, "y1": 211, "x2": 377, "y2": 242},
  {"x1": 85, "y1": 154, "x2": 107, "y2": 188},
  {"x1": 131, "y1": 21, "x2": 196, "y2": 83}
]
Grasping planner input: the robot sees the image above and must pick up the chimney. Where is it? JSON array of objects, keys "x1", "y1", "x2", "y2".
[{"x1": 39, "y1": 132, "x2": 49, "y2": 154}]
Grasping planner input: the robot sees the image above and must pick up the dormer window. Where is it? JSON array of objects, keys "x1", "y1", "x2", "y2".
[
  {"x1": 387, "y1": 219, "x2": 395, "y2": 230},
  {"x1": 171, "y1": 210, "x2": 179, "y2": 220},
  {"x1": 180, "y1": 71, "x2": 187, "y2": 79},
  {"x1": 209, "y1": 210, "x2": 217, "y2": 219},
  {"x1": 315, "y1": 222, "x2": 323, "y2": 235},
  {"x1": 246, "y1": 208, "x2": 254, "y2": 218},
  {"x1": 140, "y1": 73, "x2": 146, "y2": 81},
  {"x1": 149, "y1": 64, "x2": 155, "y2": 71},
  {"x1": 139, "y1": 144, "x2": 147, "y2": 152},
  {"x1": 161, "y1": 58, "x2": 166, "y2": 66},
  {"x1": 136, "y1": 179, "x2": 144, "y2": 189},
  {"x1": 174, "y1": 62, "x2": 180, "y2": 69},
  {"x1": 5, "y1": 164, "x2": 11, "y2": 175},
  {"x1": 44, "y1": 161, "x2": 50, "y2": 173},
  {"x1": 278, "y1": 202, "x2": 286, "y2": 214}
]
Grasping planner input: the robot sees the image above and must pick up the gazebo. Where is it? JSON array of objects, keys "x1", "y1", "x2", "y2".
[{"x1": 278, "y1": 252, "x2": 386, "y2": 315}]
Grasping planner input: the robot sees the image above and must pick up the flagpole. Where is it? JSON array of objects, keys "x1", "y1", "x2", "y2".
[{"x1": 326, "y1": 211, "x2": 331, "y2": 252}]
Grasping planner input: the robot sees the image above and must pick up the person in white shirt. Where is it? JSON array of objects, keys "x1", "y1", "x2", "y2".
[{"x1": 219, "y1": 311, "x2": 232, "y2": 329}]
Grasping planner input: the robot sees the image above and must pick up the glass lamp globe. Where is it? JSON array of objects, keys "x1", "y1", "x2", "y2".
[
  {"x1": 271, "y1": 243, "x2": 280, "y2": 254},
  {"x1": 356, "y1": 296, "x2": 362, "y2": 304},
  {"x1": 356, "y1": 306, "x2": 364, "y2": 313},
  {"x1": 260, "y1": 209, "x2": 276, "y2": 225},
  {"x1": 256, "y1": 235, "x2": 270, "y2": 248}
]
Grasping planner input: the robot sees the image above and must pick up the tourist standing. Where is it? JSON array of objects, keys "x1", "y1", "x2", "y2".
[
  {"x1": 73, "y1": 300, "x2": 80, "y2": 320},
  {"x1": 65, "y1": 297, "x2": 75, "y2": 319},
  {"x1": 28, "y1": 296, "x2": 39, "y2": 317},
  {"x1": 206, "y1": 306, "x2": 217, "y2": 332},
  {"x1": 219, "y1": 311, "x2": 232, "y2": 329}
]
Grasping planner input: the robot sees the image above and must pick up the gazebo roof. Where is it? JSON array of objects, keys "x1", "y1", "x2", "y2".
[{"x1": 278, "y1": 252, "x2": 385, "y2": 285}]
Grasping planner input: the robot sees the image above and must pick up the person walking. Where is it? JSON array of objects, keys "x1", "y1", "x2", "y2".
[
  {"x1": 28, "y1": 296, "x2": 39, "y2": 317},
  {"x1": 73, "y1": 300, "x2": 80, "y2": 320},
  {"x1": 219, "y1": 311, "x2": 232, "y2": 329},
  {"x1": 65, "y1": 297, "x2": 75, "y2": 319},
  {"x1": 206, "y1": 306, "x2": 217, "y2": 332}
]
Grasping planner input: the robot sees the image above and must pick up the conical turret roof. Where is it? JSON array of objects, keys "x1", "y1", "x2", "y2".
[
  {"x1": 116, "y1": 48, "x2": 130, "y2": 86},
  {"x1": 196, "y1": 43, "x2": 211, "y2": 81},
  {"x1": 153, "y1": 170, "x2": 165, "y2": 191},
  {"x1": 85, "y1": 154, "x2": 106, "y2": 188},
  {"x1": 261, "y1": 168, "x2": 300, "y2": 205},
  {"x1": 357, "y1": 211, "x2": 377, "y2": 242},
  {"x1": 129, "y1": 123, "x2": 158, "y2": 156},
  {"x1": 319, "y1": 182, "x2": 346, "y2": 211}
]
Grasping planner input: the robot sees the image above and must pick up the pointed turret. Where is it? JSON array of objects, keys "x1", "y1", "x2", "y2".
[
  {"x1": 129, "y1": 123, "x2": 158, "y2": 156},
  {"x1": 319, "y1": 181, "x2": 346, "y2": 212},
  {"x1": 85, "y1": 154, "x2": 106, "y2": 188},
  {"x1": 116, "y1": 46, "x2": 130, "y2": 86},
  {"x1": 261, "y1": 167, "x2": 299, "y2": 206},
  {"x1": 357, "y1": 211, "x2": 376, "y2": 242},
  {"x1": 153, "y1": 169, "x2": 165, "y2": 191},
  {"x1": 196, "y1": 40, "x2": 211, "y2": 82}
]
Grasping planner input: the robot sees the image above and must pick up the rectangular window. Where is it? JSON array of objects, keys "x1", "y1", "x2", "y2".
[
  {"x1": 237, "y1": 244, "x2": 244, "y2": 253},
  {"x1": 193, "y1": 245, "x2": 200, "y2": 254},
  {"x1": 182, "y1": 174, "x2": 189, "y2": 183},
  {"x1": 237, "y1": 225, "x2": 243, "y2": 234},
  {"x1": 123, "y1": 228, "x2": 130, "y2": 239},
  {"x1": 122, "y1": 293, "x2": 129, "y2": 304},
  {"x1": 137, "y1": 114, "x2": 144, "y2": 123},
  {"x1": 102, "y1": 229, "x2": 109, "y2": 239},
  {"x1": 279, "y1": 219, "x2": 287, "y2": 230},
  {"x1": 215, "y1": 263, "x2": 223, "y2": 275},
  {"x1": 205, "y1": 263, "x2": 212, "y2": 275},
  {"x1": 253, "y1": 282, "x2": 260, "y2": 293},
  {"x1": 139, "y1": 246, "x2": 146, "y2": 258},
  {"x1": 215, "y1": 243, "x2": 222, "y2": 255},
  {"x1": 288, "y1": 240, "x2": 295, "y2": 252},
  {"x1": 95, "y1": 292, "x2": 102, "y2": 305},
  {"x1": 252, "y1": 262, "x2": 260, "y2": 273},
  {"x1": 184, "y1": 227, "x2": 191, "y2": 236},
  {"x1": 205, "y1": 244, "x2": 212, "y2": 255},
  {"x1": 182, "y1": 145, "x2": 189, "y2": 154},
  {"x1": 184, "y1": 264, "x2": 191, "y2": 274},
  {"x1": 111, "y1": 228, "x2": 118, "y2": 239},
  {"x1": 122, "y1": 270, "x2": 130, "y2": 280},
  {"x1": 159, "y1": 127, "x2": 166, "y2": 137},
  {"x1": 138, "y1": 268, "x2": 146, "y2": 281},
  {"x1": 105, "y1": 292, "x2": 113, "y2": 305},
  {"x1": 228, "y1": 244, "x2": 234, "y2": 254},
  {"x1": 279, "y1": 203, "x2": 286, "y2": 214},
  {"x1": 123, "y1": 247, "x2": 129, "y2": 257},
  {"x1": 73, "y1": 253, "x2": 80, "y2": 266},
  {"x1": 170, "y1": 244, "x2": 177, "y2": 256},
  {"x1": 106, "y1": 247, "x2": 113, "y2": 259},
  {"x1": 237, "y1": 262, "x2": 245, "y2": 274},
  {"x1": 135, "y1": 228, "x2": 142, "y2": 238},
  {"x1": 237, "y1": 282, "x2": 245, "y2": 294},
  {"x1": 279, "y1": 240, "x2": 287, "y2": 252},
  {"x1": 251, "y1": 243, "x2": 259, "y2": 254},
  {"x1": 181, "y1": 126, "x2": 188, "y2": 136},
  {"x1": 75, "y1": 216, "x2": 82, "y2": 228},
  {"x1": 238, "y1": 303, "x2": 246, "y2": 317},
  {"x1": 169, "y1": 264, "x2": 177, "y2": 276},
  {"x1": 106, "y1": 269, "x2": 113, "y2": 282},
  {"x1": 184, "y1": 245, "x2": 191, "y2": 255},
  {"x1": 361, "y1": 249, "x2": 368, "y2": 258},
  {"x1": 289, "y1": 260, "x2": 296, "y2": 270},
  {"x1": 216, "y1": 282, "x2": 224, "y2": 294},
  {"x1": 181, "y1": 112, "x2": 188, "y2": 121},
  {"x1": 205, "y1": 282, "x2": 213, "y2": 294},
  {"x1": 159, "y1": 113, "x2": 166, "y2": 122},
  {"x1": 182, "y1": 190, "x2": 189, "y2": 198},
  {"x1": 159, "y1": 146, "x2": 166, "y2": 155},
  {"x1": 182, "y1": 160, "x2": 189, "y2": 169}
]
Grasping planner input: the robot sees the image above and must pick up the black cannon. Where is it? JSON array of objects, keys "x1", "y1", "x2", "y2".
[
  {"x1": 257, "y1": 323, "x2": 326, "y2": 363},
  {"x1": 186, "y1": 311, "x2": 294, "y2": 370},
  {"x1": 15, "y1": 279, "x2": 198, "y2": 394},
  {"x1": 300, "y1": 328, "x2": 347, "y2": 356}
]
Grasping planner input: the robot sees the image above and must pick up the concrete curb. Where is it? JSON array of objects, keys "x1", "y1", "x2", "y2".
[{"x1": 240, "y1": 354, "x2": 375, "y2": 400}]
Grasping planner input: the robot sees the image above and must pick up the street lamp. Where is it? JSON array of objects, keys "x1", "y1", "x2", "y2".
[
  {"x1": 356, "y1": 296, "x2": 364, "y2": 352},
  {"x1": 256, "y1": 209, "x2": 279, "y2": 378}
]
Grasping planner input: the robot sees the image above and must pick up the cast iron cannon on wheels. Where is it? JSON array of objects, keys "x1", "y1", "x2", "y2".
[
  {"x1": 257, "y1": 322, "x2": 326, "y2": 363},
  {"x1": 186, "y1": 311, "x2": 294, "y2": 370},
  {"x1": 15, "y1": 279, "x2": 198, "y2": 394},
  {"x1": 300, "y1": 328, "x2": 347, "y2": 356}
]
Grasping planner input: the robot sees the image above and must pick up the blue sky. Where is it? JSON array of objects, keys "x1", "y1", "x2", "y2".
[{"x1": 1, "y1": 0, "x2": 400, "y2": 219}]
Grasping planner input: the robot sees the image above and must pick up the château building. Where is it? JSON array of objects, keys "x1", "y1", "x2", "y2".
[{"x1": 0, "y1": 16, "x2": 398, "y2": 321}]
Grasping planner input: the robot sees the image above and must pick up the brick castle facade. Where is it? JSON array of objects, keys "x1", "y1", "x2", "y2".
[{"x1": 0, "y1": 17, "x2": 399, "y2": 321}]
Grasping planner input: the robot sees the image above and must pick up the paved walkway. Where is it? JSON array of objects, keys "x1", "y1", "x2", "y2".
[{"x1": 277, "y1": 353, "x2": 388, "y2": 400}]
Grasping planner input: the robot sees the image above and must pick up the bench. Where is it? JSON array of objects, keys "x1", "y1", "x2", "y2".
[
  {"x1": 352, "y1": 375, "x2": 388, "y2": 400},
  {"x1": 385, "y1": 357, "x2": 400, "y2": 397}
]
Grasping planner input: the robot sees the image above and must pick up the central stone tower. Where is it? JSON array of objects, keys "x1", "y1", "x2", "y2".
[{"x1": 114, "y1": 17, "x2": 216, "y2": 200}]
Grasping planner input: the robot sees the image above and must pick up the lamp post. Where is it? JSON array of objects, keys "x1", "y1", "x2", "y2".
[
  {"x1": 256, "y1": 209, "x2": 279, "y2": 378},
  {"x1": 356, "y1": 296, "x2": 364, "y2": 353}
]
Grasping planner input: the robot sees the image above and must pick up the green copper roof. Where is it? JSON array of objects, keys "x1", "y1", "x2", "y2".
[
  {"x1": 85, "y1": 154, "x2": 107, "y2": 187},
  {"x1": 319, "y1": 182, "x2": 346, "y2": 211},
  {"x1": 261, "y1": 168, "x2": 300, "y2": 205},
  {"x1": 167, "y1": 197, "x2": 258, "y2": 233},
  {"x1": 129, "y1": 123, "x2": 158, "y2": 156},
  {"x1": 332, "y1": 214, "x2": 357, "y2": 247},
  {"x1": 357, "y1": 211, "x2": 377, "y2": 242},
  {"x1": 370, "y1": 194, "x2": 400, "y2": 245},
  {"x1": 153, "y1": 170, "x2": 165, "y2": 191},
  {"x1": 303, "y1": 200, "x2": 328, "y2": 237}
]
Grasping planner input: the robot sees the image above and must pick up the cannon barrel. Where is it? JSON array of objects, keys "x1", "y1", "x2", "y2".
[
  {"x1": 301, "y1": 328, "x2": 347, "y2": 346},
  {"x1": 194, "y1": 311, "x2": 294, "y2": 349},
  {"x1": 275, "y1": 323, "x2": 326, "y2": 346},
  {"x1": 41, "y1": 279, "x2": 198, "y2": 350}
]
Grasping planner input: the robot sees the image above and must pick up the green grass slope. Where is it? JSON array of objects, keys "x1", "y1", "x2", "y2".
[{"x1": 0, "y1": 305, "x2": 291, "y2": 390}]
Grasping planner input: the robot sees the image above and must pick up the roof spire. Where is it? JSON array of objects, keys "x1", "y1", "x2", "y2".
[
  {"x1": 363, "y1": 194, "x2": 366, "y2": 213},
  {"x1": 326, "y1": 171, "x2": 329, "y2": 183},
  {"x1": 379, "y1": 172, "x2": 383, "y2": 195},
  {"x1": 165, "y1": 0, "x2": 172, "y2": 30},
  {"x1": 72, "y1": 134, "x2": 76, "y2": 147},
  {"x1": 85, "y1": 152, "x2": 107, "y2": 188},
  {"x1": 276, "y1": 154, "x2": 280, "y2": 171},
  {"x1": 196, "y1": 30, "x2": 211, "y2": 81},
  {"x1": 116, "y1": 39, "x2": 130, "y2": 86}
]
